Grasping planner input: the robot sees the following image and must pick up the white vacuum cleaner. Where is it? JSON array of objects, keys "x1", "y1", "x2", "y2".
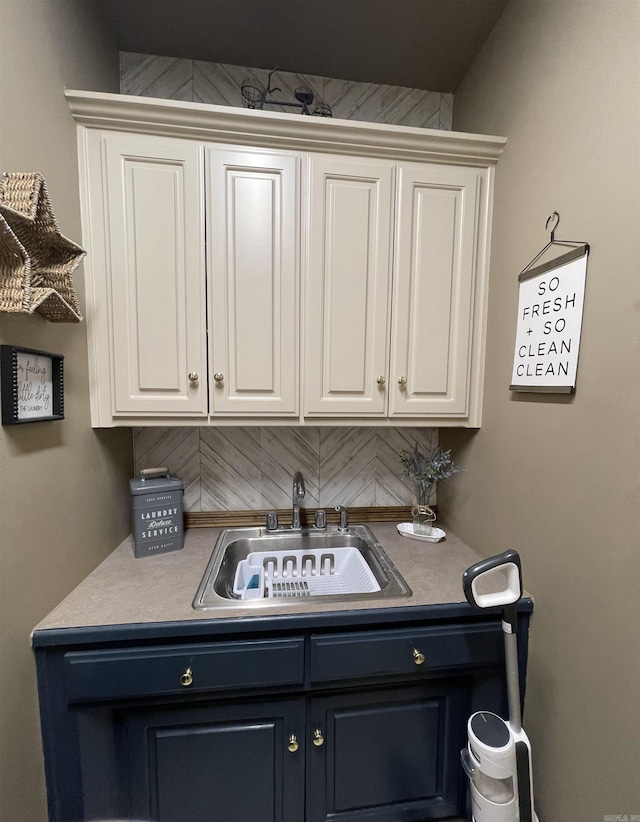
[{"x1": 461, "y1": 549, "x2": 539, "y2": 822}]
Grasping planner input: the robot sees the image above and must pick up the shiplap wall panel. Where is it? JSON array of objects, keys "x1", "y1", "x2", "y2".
[{"x1": 121, "y1": 53, "x2": 453, "y2": 130}]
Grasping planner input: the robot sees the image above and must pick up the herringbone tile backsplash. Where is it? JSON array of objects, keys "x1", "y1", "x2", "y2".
[
  {"x1": 120, "y1": 53, "x2": 453, "y2": 130},
  {"x1": 133, "y1": 428, "x2": 437, "y2": 512}
]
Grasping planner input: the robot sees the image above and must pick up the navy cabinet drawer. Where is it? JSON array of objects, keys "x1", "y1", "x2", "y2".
[
  {"x1": 64, "y1": 637, "x2": 305, "y2": 702},
  {"x1": 309, "y1": 623, "x2": 503, "y2": 683}
]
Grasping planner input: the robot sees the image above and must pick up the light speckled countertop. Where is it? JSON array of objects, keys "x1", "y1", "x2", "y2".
[{"x1": 32, "y1": 522, "x2": 519, "y2": 638}]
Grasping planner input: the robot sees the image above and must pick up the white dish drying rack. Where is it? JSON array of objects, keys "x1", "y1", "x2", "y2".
[{"x1": 233, "y1": 547, "x2": 381, "y2": 600}]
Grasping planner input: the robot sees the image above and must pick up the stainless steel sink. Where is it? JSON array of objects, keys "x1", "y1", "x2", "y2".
[{"x1": 193, "y1": 524, "x2": 412, "y2": 610}]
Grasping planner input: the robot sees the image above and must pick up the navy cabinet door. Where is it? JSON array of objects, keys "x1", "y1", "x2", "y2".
[
  {"x1": 122, "y1": 697, "x2": 305, "y2": 822},
  {"x1": 306, "y1": 682, "x2": 468, "y2": 822}
]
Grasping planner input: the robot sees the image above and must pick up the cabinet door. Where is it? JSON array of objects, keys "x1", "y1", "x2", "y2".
[
  {"x1": 123, "y1": 698, "x2": 305, "y2": 822},
  {"x1": 104, "y1": 133, "x2": 207, "y2": 415},
  {"x1": 207, "y1": 148, "x2": 299, "y2": 415},
  {"x1": 306, "y1": 683, "x2": 467, "y2": 822},
  {"x1": 304, "y1": 155, "x2": 394, "y2": 416},
  {"x1": 390, "y1": 163, "x2": 483, "y2": 417}
]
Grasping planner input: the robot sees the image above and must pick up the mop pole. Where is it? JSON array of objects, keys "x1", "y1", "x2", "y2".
[
  {"x1": 502, "y1": 603, "x2": 522, "y2": 734},
  {"x1": 503, "y1": 603, "x2": 534, "y2": 822}
]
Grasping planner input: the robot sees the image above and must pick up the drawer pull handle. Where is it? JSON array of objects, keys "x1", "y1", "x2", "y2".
[
  {"x1": 412, "y1": 648, "x2": 425, "y2": 666},
  {"x1": 288, "y1": 734, "x2": 299, "y2": 753},
  {"x1": 312, "y1": 729, "x2": 325, "y2": 747},
  {"x1": 180, "y1": 667, "x2": 193, "y2": 687}
]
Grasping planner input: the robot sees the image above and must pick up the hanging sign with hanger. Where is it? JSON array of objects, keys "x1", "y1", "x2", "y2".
[{"x1": 510, "y1": 212, "x2": 590, "y2": 393}]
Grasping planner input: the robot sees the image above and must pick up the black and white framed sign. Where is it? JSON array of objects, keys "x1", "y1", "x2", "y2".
[
  {"x1": 510, "y1": 245, "x2": 589, "y2": 393},
  {"x1": 1, "y1": 345, "x2": 64, "y2": 424}
]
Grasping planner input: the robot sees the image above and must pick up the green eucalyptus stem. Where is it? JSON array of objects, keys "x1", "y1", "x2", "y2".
[{"x1": 399, "y1": 444, "x2": 463, "y2": 493}]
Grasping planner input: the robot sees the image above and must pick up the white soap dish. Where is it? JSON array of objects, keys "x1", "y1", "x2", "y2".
[{"x1": 397, "y1": 523, "x2": 446, "y2": 543}]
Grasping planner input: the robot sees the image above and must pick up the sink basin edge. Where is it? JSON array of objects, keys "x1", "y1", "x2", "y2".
[{"x1": 193, "y1": 524, "x2": 412, "y2": 610}]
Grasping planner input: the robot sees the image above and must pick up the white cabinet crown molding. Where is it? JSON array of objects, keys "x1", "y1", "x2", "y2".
[{"x1": 65, "y1": 90, "x2": 506, "y2": 167}]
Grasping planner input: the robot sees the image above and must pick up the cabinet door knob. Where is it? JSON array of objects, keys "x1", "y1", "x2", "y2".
[
  {"x1": 287, "y1": 734, "x2": 299, "y2": 753},
  {"x1": 312, "y1": 729, "x2": 325, "y2": 747},
  {"x1": 213, "y1": 372, "x2": 224, "y2": 384},
  {"x1": 412, "y1": 648, "x2": 425, "y2": 666},
  {"x1": 376, "y1": 376, "x2": 386, "y2": 386},
  {"x1": 180, "y1": 667, "x2": 193, "y2": 686},
  {"x1": 398, "y1": 376, "x2": 407, "y2": 387},
  {"x1": 188, "y1": 372, "x2": 199, "y2": 384}
]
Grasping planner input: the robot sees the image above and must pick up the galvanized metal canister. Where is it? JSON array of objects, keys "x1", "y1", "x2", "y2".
[{"x1": 129, "y1": 467, "x2": 184, "y2": 558}]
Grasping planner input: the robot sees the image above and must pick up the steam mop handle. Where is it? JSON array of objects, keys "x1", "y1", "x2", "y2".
[{"x1": 462, "y1": 549, "x2": 523, "y2": 613}]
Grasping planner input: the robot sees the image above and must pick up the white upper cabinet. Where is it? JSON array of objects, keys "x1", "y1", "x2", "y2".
[
  {"x1": 87, "y1": 131, "x2": 207, "y2": 420},
  {"x1": 70, "y1": 91, "x2": 503, "y2": 427},
  {"x1": 206, "y1": 147, "x2": 299, "y2": 416},
  {"x1": 390, "y1": 163, "x2": 482, "y2": 418},
  {"x1": 305, "y1": 158, "x2": 486, "y2": 421},
  {"x1": 304, "y1": 155, "x2": 394, "y2": 416}
]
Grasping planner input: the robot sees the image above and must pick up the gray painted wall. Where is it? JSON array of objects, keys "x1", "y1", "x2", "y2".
[
  {"x1": 440, "y1": 0, "x2": 640, "y2": 816},
  {"x1": 0, "y1": 4, "x2": 128, "y2": 820}
]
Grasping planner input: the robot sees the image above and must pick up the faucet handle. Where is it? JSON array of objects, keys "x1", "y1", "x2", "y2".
[
  {"x1": 266, "y1": 511, "x2": 279, "y2": 531},
  {"x1": 334, "y1": 505, "x2": 348, "y2": 531}
]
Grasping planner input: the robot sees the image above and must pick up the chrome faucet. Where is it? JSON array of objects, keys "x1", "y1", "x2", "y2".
[
  {"x1": 291, "y1": 471, "x2": 306, "y2": 530},
  {"x1": 334, "y1": 505, "x2": 348, "y2": 532}
]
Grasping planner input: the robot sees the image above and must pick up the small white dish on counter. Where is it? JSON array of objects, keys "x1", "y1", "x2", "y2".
[{"x1": 397, "y1": 523, "x2": 446, "y2": 542}]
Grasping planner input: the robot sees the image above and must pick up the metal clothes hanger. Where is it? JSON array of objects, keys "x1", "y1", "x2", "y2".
[{"x1": 518, "y1": 211, "x2": 590, "y2": 281}]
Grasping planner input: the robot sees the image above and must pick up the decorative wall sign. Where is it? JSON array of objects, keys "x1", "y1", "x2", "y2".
[
  {"x1": 1, "y1": 346, "x2": 64, "y2": 424},
  {"x1": 510, "y1": 245, "x2": 589, "y2": 393},
  {"x1": 510, "y1": 213, "x2": 590, "y2": 394}
]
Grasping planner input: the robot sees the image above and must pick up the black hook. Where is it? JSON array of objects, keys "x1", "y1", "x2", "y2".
[
  {"x1": 545, "y1": 211, "x2": 560, "y2": 242},
  {"x1": 267, "y1": 67, "x2": 282, "y2": 95}
]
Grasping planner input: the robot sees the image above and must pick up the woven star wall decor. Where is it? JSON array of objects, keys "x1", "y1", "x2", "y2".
[{"x1": 0, "y1": 172, "x2": 84, "y2": 322}]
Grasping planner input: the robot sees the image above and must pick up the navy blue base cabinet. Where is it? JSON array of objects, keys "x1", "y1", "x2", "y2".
[
  {"x1": 124, "y1": 698, "x2": 306, "y2": 822},
  {"x1": 307, "y1": 683, "x2": 467, "y2": 821},
  {"x1": 33, "y1": 604, "x2": 531, "y2": 822}
]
